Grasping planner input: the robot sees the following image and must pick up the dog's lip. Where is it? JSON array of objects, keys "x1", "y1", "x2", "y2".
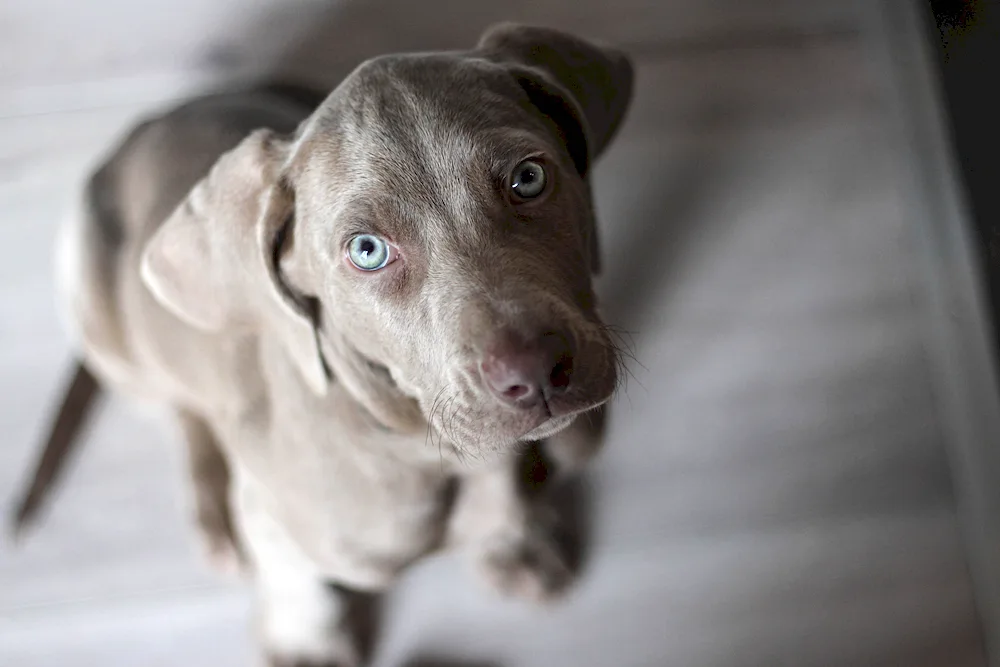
[
  {"x1": 522, "y1": 393, "x2": 607, "y2": 434},
  {"x1": 545, "y1": 388, "x2": 611, "y2": 416},
  {"x1": 521, "y1": 412, "x2": 576, "y2": 441},
  {"x1": 485, "y1": 386, "x2": 613, "y2": 439}
]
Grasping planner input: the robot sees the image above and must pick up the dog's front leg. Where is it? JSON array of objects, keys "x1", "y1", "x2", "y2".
[
  {"x1": 255, "y1": 566, "x2": 367, "y2": 667},
  {"x1": 448, "y1": 456, "x2": 574, "y2": 603},
  {"x1": 235, "y1": 473, "x2": 366, "y2": 667},
  {"x1": 177, "y1": 409, "x2": 244, "y2": 575}
]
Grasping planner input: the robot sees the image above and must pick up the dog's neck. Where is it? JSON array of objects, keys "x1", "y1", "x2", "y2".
[{"x1": 314, "y1": 323, "x2": 429, "y2": 434}]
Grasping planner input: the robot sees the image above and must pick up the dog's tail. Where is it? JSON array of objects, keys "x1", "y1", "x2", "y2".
[{"x1": 9, "y1": 361, "x2": 102, "y2": 540}]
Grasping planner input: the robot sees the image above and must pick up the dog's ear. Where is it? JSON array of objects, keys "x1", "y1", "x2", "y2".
[
  {"x1": 140, "y1": 129, "x2": 330, "y2": 395},
  {"x1": 477, "y1": 24, "x2": 634, "y2": 274},
  {"x1": 478, "y1": 23, "x2": 633, "y2": 168}
]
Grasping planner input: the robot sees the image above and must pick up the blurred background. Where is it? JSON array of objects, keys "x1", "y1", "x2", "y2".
[{"x1": 2, "y1": 0, "x2": 999, "y2": 665}]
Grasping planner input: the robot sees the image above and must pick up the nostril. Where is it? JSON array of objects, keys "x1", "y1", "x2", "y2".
[
  {"x1": 480, "y1": 358, "x2": 539, "y2": 405},
  {"x1": 549, "y1": 358, "x2": 573, "y2": 391},
  {"x1": 502, "y1": 383, "x2": 532, "y2": 400},
  {"x1": 542, "y1": 331, "x2": 574, "y2": 393}
]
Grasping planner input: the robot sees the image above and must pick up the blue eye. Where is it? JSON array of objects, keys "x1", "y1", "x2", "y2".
[
  {"x1": 510, "y1": 160, "x2": 547, "y2": 200},
  {"x1": 347, "y1": 234, "x2": 391, "y2": 271}
]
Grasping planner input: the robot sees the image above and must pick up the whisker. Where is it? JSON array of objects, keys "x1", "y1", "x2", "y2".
[
  {"x1": 605, "y1": 340, "x2": 637, "y2": 411},
  {"x1": 452, "y1": 402, "x2": 487, "y2": 465},
  {"x1": 602, "y1": 324, "x2": 647, "y2": 373},
  {"x1": 442, "y1": 396, "x2": 469, "y2": 465},
  {"x1": 424, "y1": 386, "x2": 450, "y2": 471},
  {"x1": 424, "y1": 388, "x2": 445, "y2": 445},
  {"x1": 600, "y1": 324, "x2": 647, "y2": 399}
]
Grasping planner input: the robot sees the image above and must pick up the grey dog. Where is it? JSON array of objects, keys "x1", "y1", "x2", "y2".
[{"x1": 11, "y1": 22, "x2": 633, "y2": 666}]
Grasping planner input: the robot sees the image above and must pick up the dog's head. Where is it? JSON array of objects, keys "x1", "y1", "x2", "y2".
[{"x1": 141, "y1": 24, "x2": 633, "y2": 455}]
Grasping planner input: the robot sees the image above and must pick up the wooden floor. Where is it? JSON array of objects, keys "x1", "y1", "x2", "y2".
[{"x1": 0, "y1": 1, "x2": 988, "y2": 665}]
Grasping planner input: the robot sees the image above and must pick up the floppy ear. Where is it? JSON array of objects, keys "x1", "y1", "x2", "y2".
[
  {"x1": 140, "y1": 129, "x2": 330, "y2": 395},
  {"x1": 477, "y1": 24, "x2": 634, "y2": 274},
  {"x1": 277, "y1": 228, "x2": 428, "y2": 434}
]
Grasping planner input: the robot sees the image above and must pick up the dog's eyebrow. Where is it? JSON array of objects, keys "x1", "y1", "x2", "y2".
[
  {"x1": 328, "y1": 194, "x2": 404, "y2": 242},
  {"x1": 475, "y1": 130, "x2": 560, "y2": 172},
  {"x1": 334, "y1": 217, "x2": 396, "y2": 246}
]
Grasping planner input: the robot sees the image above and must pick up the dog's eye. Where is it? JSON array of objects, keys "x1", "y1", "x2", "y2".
[
  {"x1": 347, "y1": 234, "x2": 393, "y2": 271},
  {"x1": 510, "y1": 160, "x2": 547, "y2": 200}
]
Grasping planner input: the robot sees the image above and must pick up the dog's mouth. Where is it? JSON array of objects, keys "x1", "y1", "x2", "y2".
[
  {"x1": 423, "y1": 379, "x2": 614, "y2": 450},
  {"x1": 332, "y1": 317, "x2": 618, "y2": 446},
  {"x1": 417, "y1": 326, "x2": 620, "y2": 448},
  {"x1": 425, "y1": 408, "x2": 567, "y2": 451},
  {"x1": 521, "y1": 412, "x2": 577, "y2": 440}
]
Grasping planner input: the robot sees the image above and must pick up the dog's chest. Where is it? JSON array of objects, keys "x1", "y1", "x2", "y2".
[{"x1": 232, "y1": 391, "x2": 454, "y2": 587}]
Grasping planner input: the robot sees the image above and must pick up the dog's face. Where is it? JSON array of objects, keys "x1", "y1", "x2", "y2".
[{"x1": 142, "y1": 24, "x2": 633, "y2": 454}]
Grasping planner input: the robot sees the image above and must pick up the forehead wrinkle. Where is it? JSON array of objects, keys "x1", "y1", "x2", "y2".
[
  {"x1": 303, "y1": 54, "x2": 556, "y2": 263},
  {"x1": 395, "y1": 80, "x2": 512, "y2": 249},
  {"x1": 349, "y1": 83, "x2": 490, "y2": 253},
  {"x1": 380, "y1": 71, "x2": 484, "y2": 226}
]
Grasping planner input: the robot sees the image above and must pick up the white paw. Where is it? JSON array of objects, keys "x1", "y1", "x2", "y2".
[
  {"x1": 262, "y1": 624, "x2": 361, "y2": 667},
  {"x1": 266, "y1": 646, "x2": 360, "y2": 667},
  {"x1": 267, "y1": 656, "x2": 358, "y2": 667}
]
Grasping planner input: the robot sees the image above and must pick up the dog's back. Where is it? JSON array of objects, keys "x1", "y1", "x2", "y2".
[
  {"x1": 13, "y1": 84, "x2": 324, "y2": 535},
  {"x1": 66, "y1": 88, "x2": 320, "y2": 391}
]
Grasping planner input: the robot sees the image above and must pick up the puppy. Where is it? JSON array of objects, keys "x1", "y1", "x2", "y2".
[{"x1": 11, "y1": 23, "x2": 633, "y2": 666}]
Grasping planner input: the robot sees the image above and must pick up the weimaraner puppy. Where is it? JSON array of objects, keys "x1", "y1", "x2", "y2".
[{"x1": 10, "y1": 23, "x2": 633, "y2": 667}]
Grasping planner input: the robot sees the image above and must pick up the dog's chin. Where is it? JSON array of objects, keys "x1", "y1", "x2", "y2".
[
  {"x1": 521, "y1": 413, "x2": 577, "y2": 441},
  {"x1": 429, "y1": 408, "x2": 575, "y2": 454},
  {"x1": 449, "y1": 413, "x2": 576, "y2": 459},
  {"x1": 422, "y1": 383, "x2": 613, "y2": 453},
  {"x1": 489, "y1": 408, "x2": 585, "y2": 448}
]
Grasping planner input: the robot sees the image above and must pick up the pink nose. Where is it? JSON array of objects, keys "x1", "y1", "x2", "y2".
[{"x1": 479, "y1": 332, "x2": 574, "y2": 408}]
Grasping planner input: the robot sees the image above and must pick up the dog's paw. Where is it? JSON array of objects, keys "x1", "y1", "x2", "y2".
[
  {"x1": 477, "y1": 525, "x2": 575, "y2": 603},
  {"x1": 258, "y1": 600, "x2": 364, "y2": 667},
  {"x1": 264, "y1": 637, "x2": 361, "y2": 667},
  {"x1": 267, "y1": 656, "x2": 357, "y2": 667}
]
